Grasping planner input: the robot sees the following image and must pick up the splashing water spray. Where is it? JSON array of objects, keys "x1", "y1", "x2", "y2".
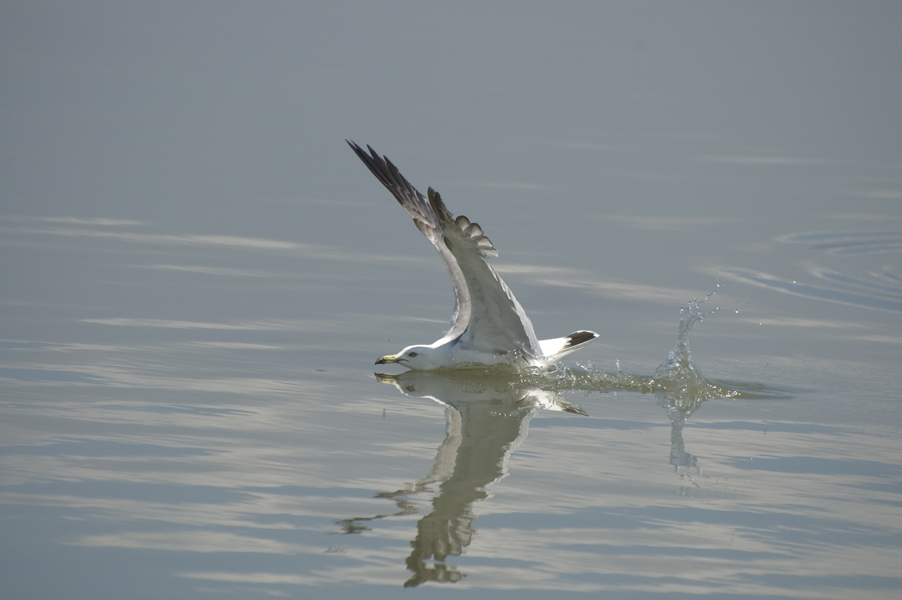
[
  {"x1": 512, "y1": 290, "x2": 740, "y2": 402},
  {"x1": 653, "y1": 292, "x2": 719, "y2": 393}
]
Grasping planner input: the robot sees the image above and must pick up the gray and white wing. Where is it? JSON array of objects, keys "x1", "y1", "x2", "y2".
[
  {"x1": 348, "y1": 141, "x2": 540, "y2": 356},
  {"x1": 425, "y1": 188, "x2": 540, "y2": 356}
]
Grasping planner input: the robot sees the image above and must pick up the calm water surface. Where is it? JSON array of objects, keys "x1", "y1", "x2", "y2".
[{"x1": 2, "y1": 3, "x2": 901, "y2": 599}]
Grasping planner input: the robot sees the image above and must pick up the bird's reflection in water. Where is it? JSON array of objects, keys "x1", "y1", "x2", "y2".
[
  {"x1": 341, "y1": 371, "x2": 586, "y2": 587},
  {"x1": 340, "y1": 296, "x2": 749, "y2": 586}
]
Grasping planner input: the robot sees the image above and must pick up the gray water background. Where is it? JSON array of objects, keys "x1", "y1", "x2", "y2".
[{"x1": 2, "y1": 2, "x2": 901, "y2": 598}]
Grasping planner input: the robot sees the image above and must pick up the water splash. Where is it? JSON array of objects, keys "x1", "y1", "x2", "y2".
[
  {"x1": 652, "y1": 292, "x2": 736, "y2": 400},
  {"x1": 513, "y1": 292, "x2": 740, "y2": 401}
]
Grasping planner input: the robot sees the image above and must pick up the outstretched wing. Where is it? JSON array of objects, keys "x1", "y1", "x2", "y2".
[{"x1": 347, "y1": 141, "x2": 540, "y2": 356}]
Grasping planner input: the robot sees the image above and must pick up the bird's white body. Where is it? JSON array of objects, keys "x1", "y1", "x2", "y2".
[
  {"x1": 382, "y1": 333, "x2": 598, "y2": 371},
  {"x1": 349, "y1": 141, "x2": 598, "y2": 371}
]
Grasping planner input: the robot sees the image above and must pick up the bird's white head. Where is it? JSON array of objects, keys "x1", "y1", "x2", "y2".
[{"x1": 375, "y1": 345, "x2": 441, "y2": 370}]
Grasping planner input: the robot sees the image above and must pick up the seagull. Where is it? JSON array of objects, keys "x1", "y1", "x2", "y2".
[{"x1": 349, "y1": 141, "x2": 598, "y2": 370}]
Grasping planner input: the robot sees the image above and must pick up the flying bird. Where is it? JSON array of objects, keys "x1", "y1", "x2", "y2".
[{"x1": 349, "y1": 141, "x2": 598, "y2": 370}]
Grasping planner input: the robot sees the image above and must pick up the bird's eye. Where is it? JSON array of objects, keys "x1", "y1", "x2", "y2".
[{"x1": 408, "y1": 352, "x2": 418, "y2": 357}]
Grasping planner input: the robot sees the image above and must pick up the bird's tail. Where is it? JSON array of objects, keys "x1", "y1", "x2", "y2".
[{"x1": 538, "y1": 330, "x2": 599, "y2": 361}]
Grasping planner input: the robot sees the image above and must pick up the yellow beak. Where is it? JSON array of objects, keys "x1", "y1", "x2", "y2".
[{"x1": 375, "y1": 354, "x2": 400, "y2": 365}]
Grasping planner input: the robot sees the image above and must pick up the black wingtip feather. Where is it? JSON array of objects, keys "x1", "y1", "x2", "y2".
[{"x1": 347, "y1": 140, "x2": 425, "y2": 208}]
